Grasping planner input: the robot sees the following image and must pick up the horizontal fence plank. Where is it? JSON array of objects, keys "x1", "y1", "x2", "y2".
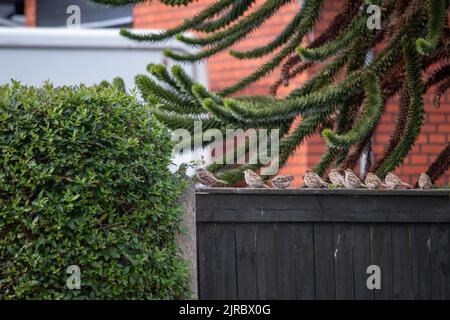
[
  {"x1": 197, "y1": 194, "x2": 450, "y2": 212},
  {"x1": 196, "y1": 188, "x2": 450, "y2": 196},
  {"x1": 196, "y1": 191, "x2": 450, "y2": 223},
  {"x1": 197, "y1": 210, "x2": 450, "y2": 223}
]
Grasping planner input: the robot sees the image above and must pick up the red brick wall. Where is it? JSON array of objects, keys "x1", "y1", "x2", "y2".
[
  {"x1": 25, "y1": 0, "x2": 37, "y2": 27},
  {"x1": 134, "y1": 1, "x2": 305, "y2": 95},
  {"x1": 375, "y1": 92, "x2": 450, "y2": 185}
]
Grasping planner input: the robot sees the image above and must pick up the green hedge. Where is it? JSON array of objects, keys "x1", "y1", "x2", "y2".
[{"x1": 0, "y1": 82, "x2": 189, "y2": 299}]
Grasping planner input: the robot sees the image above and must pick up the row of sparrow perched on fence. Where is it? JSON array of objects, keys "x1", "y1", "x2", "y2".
[{"x1": 195, "y1": 168, "x2": 434, "y2": 190}]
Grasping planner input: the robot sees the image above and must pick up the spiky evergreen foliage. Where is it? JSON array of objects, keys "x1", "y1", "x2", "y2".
[
  {"x1": 92, "y1": 0, "x2": 450, "y2": 184},
  {"x1": 423, "y1": 142, "x2": 450, "y2": 184}
]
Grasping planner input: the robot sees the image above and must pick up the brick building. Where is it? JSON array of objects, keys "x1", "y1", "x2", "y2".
[{"x1": 23, "y1": 0, "x2": 450, "y2": 186}]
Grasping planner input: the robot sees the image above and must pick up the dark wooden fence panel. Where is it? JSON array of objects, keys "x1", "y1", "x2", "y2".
[
  {"x1": 275, "y1": 224, "x2": 297, "y2": 299},
  {"x1": 372, "y1": 223, "x2": 394, "y2": 300},
  {"x1": 197, "y1": 223, "x2": 217, "y2": 299},
  {"x1": 235, "y1": 223, "x2": 257, "y2": 299},
  {"x1": 293, "y1": 223, "x2": 315, "y2": 299},
  {"x1": 430, "y1": 224, "x2": 450, "y2": 299},
  {"x1": 334, "y1": 223, "x2": 354, "y2": 300},
  {"x1": 314, "y1": 223, "x2": 335, "y2": 299},
  {"x1": 391, "y1": 224, "x2": 413, "y2": 299},
  {"x1": 214, "y1": 223, "x2": 237, "y2": 299},
  {"x1": 352, "y1": 224, "x2": 374, "y2": 300},
  {"x1": 410, "y1": 224, "x2": 432, "y2": 299},
  {"x1": 256, "y1": 224, "x2": 278, "y2": 299},
  {"x1": 196, "y1": 189, "x2": 450, "y2": 300}
]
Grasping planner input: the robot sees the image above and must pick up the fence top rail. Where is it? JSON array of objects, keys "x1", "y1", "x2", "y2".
[
  {"x1": 196, "y1": 188, "x2": 450, "y2": 197},
  {"x1": 195, "y1": 188, "x2": 450, "y2": 223}
]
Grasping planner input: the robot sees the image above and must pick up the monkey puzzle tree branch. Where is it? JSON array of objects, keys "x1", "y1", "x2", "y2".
[
  {"x1": 91, "y1": 0, "x2": 450, "y2": 184},
  {"x1": 322, "y1": 73, "x2": 383, "y2": 149},
  {"x1": 424, "y1": 142, "x2": 450, "y2": 184},
  {"x1": 375, "y1": 37, "x2": 425, "y2": 177}
]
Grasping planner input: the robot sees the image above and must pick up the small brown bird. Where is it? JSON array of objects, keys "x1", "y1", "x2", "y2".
[
  {"x1": 385, "y1": 172, "x2": 412, "y2": 189},
  {"x1": 344, "y1": 169, "x2": 365, "y2": 189},
  {"x1": 269, "y1": 175, "x2": 294, "y2": 189},
  {"x1": 328, "y1": 168, "x2": 346, "y2": 188},
  {"x1": 304, "y1": 169, "x2": 328, "y2": 188},
  {"x1": 365, "y1": 172, "x2": 386, "y2": 189},
  {"x1": 244, "y1": 169, "x2": 269, "y2": 188},
  {"x1": 418, "y1": 173, "x2": 432, "y2": 189},
  {"x1": 195, "y1": 168, "x2": 228, "y2": 187}
]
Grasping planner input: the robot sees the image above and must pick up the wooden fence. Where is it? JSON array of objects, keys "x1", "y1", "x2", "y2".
[{"x1": 196, "y1": 189, "x2": 450, "y2": 300}]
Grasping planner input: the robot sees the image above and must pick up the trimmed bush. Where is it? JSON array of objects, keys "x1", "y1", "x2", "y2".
[{"x1": 0, "y1": 82, "x2": 189, "y2": 299}]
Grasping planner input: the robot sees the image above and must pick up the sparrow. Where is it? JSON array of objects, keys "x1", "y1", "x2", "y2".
[
  {"x1": 328, "y1": 168, "x2": 346, "y2": 188},
  {"x1": 304, "y1": 169, "x2": 328, "y2": 188},
  {"x1": 344, "y1": 168, "x2": 365, "y2": 189},
  {"x1": 195, "y1": 168, "x2": 228, "y2": 187},
  {"x1": 385, "y1": 172, "x2": 412, "y2": 189},
  {"x1": 244, "y1": 169, "x2": 269, "y2": 188},
  {"x1": 365, "y1": 172, "x2": 387, "y2": 189},
  {"x1": 269, "y1": 175, "x2": 294, "y2": 189},
  {"x1": 418, "y1": 173, "x2": 432, "y2": 189}
]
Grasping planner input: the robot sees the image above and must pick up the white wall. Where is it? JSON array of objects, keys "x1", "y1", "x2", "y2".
[
  {"x1": 0, "y1": 27, "x2": 208, "y2": 90},
  {"x1": 0, "y1": 27, "x2": 210, "y2": 171}
]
